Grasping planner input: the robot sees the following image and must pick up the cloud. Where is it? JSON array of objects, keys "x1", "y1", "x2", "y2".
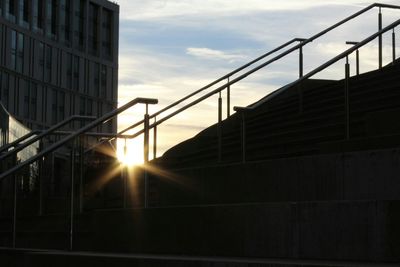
[{"x1": 186, "y1": 47, "x2": 246, "y2": 62}]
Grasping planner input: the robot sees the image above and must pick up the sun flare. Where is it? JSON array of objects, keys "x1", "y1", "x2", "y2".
[{"x1": 117, "y1": 138, "x2": 144, "y2": 166}]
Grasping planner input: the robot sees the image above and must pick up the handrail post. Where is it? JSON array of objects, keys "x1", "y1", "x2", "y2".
[
  {"x1": 123, "y1": 138, "x2": 128, "y2": 209},
  {"x1": 378, "y1": 7, "x2": 383, "y2": 69},
  {"x1": 392, "y1": 28, "x2": 396, "y2": 63},
  {"x1": 346, "y1": 42, "x2": 360, "y2": 75},
  {"x1": 78, "y1": 135, "x2": 84, "y2": 213},
  {"x1": 153, "y1": 117, "x2": 157, "y2": 159},
  {"x1": 345, "y1": 56, "x2": 350, "y2": 140},
  {"x1": 356, "y1": 49, "x2": 360, "y2": 75},
  {"x1": 69, "y1": 139, "x2": 76, "y2": 251},
  {"x1": 299, "y1": 45, "x2": 303, "y2": 78},
  {"x1": 144, "y1": 106, "x2": 150, "y2": 208},
  {"x1": 12, "y1": 157, "x2": 17, "y2": 248},
  {"x1": 38, "y1": 140, "x2": 44, "y2": 216},
  {"x1": 234, "y1": 107, "x2": 247, "y2": 163},
  {"x1": 218, "y1": 92, "x2": 222, "y2": 162},
  {"x1": 227, "y1": 77, "x2": 231, "y2": 118}
]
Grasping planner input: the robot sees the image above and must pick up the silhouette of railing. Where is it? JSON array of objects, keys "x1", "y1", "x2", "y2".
[
  {"x1": 233, "y1": 18, "x2": 400, "y2": 162},
  {"x1": 0, "y1": 97, "x2": 157, "y2": 250},
  {"x1": 101, "y1": 3, "x2": 400, "y2": 163}
]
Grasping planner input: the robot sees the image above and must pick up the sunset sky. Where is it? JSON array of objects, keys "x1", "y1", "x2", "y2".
[{"x1": 115, "y1": 0, "x2": 399, "y2": 163}]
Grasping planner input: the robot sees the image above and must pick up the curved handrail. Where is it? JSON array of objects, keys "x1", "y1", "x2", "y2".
[
  {"x1": 118, "y1": 3, "x2": 400, "y2": 136},
  {"x1": 0, "y1": 97, "x2": 158, "y2": 180}
]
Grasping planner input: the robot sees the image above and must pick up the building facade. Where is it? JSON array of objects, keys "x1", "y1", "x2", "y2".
[{"x1": 0, "y1": 0, "x2": 119, "y2": 132}]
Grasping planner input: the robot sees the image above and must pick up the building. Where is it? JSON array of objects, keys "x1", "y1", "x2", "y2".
[{"x1": 0, "y1": 0, "x2": 119, "y2": 133}]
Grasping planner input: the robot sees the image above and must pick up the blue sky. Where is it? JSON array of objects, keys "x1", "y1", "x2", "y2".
[{"x1": 115, "y1": 0, "x2": 399, "y2": 162}]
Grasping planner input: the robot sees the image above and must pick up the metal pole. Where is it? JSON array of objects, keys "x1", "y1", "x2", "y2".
[
  {"x1": 345, "y1": 56, "x2": 350, "y2": 140},
  {"x1": 378, "y1": 8, "x2": 383, "y2": 69},
  {"x1": 69, "y1": 139, "x2": 76, "y2": 251},
  {"x1": 153, "y1": 118, "x2": 157, "y2": 159},
  {"x1": 12, "y1": 157, "x2": 17, "y2": 248},
  {"x1": 218, "y1": 92, "x2": 222, "y2": 162},
  {"x1": 38, "y1": 140, "x2": 43, "y2": 216},
  {"x1": 227, "y1": 77, "x2": 231, "y2": 118},
  {"x1": 392, "y1": 29, "x2": 396, "y2": 63},
  {"x1": 241, "y1": 113, "x2": 246, "y2": 163},
  {"x1": 123, "y1": 138, "x2": 127, "y2": 209},
  {"x1": 144, "y1": 108, "x2": 150, "y2": 208},
  {"x1": 356, "y1": 49, "x2": 360, "y2": 75},
  {"x1": 78, "y1": 136, "x2": 84, "y2": 213},
  {"x1": 299, "y1": 45, "x2": 303, "y2": 78}
]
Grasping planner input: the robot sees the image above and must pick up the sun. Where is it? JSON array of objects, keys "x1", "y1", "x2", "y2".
[{"x1": 117, "y1": 138, "x2": 144, "y2": 166}]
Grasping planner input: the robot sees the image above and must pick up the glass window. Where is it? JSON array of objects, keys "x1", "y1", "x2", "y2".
[
  {"x1": 88, "y1": 3, "x2": 98, "y2": 55},
  {"x1": 16, "y1": 32, "x2": 24, "y2": 72},
  {"x1": 102, "y1": 9, "x2": 112, "y2": 59},
  {"x1": 23, "y1": 80, "x2": 29, "y2": 118},
  {"x1": 86, "y1": 98, "x2": 92, "y2": 116},
  {"x1": 33, "y1": 0, "x2": 43, "y2": 31},
  {"x1": 74, "y1": 0, "x2": 85, "y2": 50},
  {"x1": 45, "y1": 45, "x2": 51, "y2": 82},
  {"x1": 51, "y1": 89, "x2": 57, "y2": 124},
  {"x1": 10, "y1": 30, "x2": 16, "y2": 70},
  {"x1": 6, "y1": 0, "x2": 16, "y2": 22},
  {"x1": 58, "y1": 91, "x2": 65, "y2": 121},
  {"x1": 46, "y1": 0, "x2": 57, "y2": 38},
  {"x1": 94, "y1": 63, "x2": 99, "y2": 97},
  {"x1": 73, "y1": 56, "x2": 79, "y2": 91},
  {"x1": 66, "y1": 53, "x2": 72, "y2": 89},
  {"x1": 31, "y1": 83, "x2": 37, "y2": 120},
  {"x1": 60, "y1": 0, "x2": 70, "y2": 44},
  {"x1": 100, "y1": 65, "x2": 107, "y2": 98},
  {"x1": 19, "y1": 0, "x2": 30, "y2": 28}
]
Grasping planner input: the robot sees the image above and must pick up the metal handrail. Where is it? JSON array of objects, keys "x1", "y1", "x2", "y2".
[
  {"x1": 115, "y1": 3, "x2": 400, "y2": 138},
  {"x1": 235, "y1": 19, "x2": 400, "y2": 112},
  {"x1": 0, "y1": 130, "x2": 40, "y2": 154},
  {"x1": 0, "y1": 115, "x2": 96, "y2": 161},
  {"x1": 118, "y1": 38, "x2": 306, "y2": 135},
  {"x1": 0, "y1": 97, "x2": 158, "y2": 180}
]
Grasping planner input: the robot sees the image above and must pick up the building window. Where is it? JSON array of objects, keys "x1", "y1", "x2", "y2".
[
  {"x1": 74, "y1": 0, "x2": 85, "y2": 50},
  {"x1": 10, "y1": 31, "x2": 23, "y2": 72},
  {"x1": 79, "y1": 96, "x2": 85, "y2": 115},
  {"x1": 19, "y1": 0, "x2": 30, "y2": 28},
  {"x1": 100, "y1": 65, "x2": 107, "y2": 97},
  {"x1": 51, "y1": 89, "x2": 57, "y2": 124},
  {"x1": 31, "y1": 83, "x2": 37, "y2": 120},
  {"x1": 102, "y1": 8, "x2": 112, "y2": 59},
  {"x1": 60, "y1": 0, "x2": 70, "y2": 44},
  {"x1": 45, "y1": 45, "x2": 51, "y2": 82},
  {"x1": 16, "y1": 32, "x2": 24, "y2": 72},
  {"x1": 23, "y1": 80, "x2": 29, "y2": 118},
  {"x1": 88, "y1": 3, "x2": 98, "y2": 55},
  {"x1": 66, "y1": 53, "x2": 72, "y2": 89},
  {"x1": 46, "y1": 0, "x2": 57, "y2": 38},
  {"x1": 33, "y1": 0, "x2": 44, "y2": 31},
  {"x1": 10, "y1": 30, "x2": 16, "y2": 70},
  {"x1": 94, "y1": 63, "x2": 99, "y2": 97},
  {"x1": 58, "y1": 91, "x2": 65, "y2": 121},
  {"x1": 86, "y1": 98, "x2": 92, "y2": 116},
  {"x1": 73, "y1": 56, "x2": 79, "y2": 91},
  {"x1": 6, "y1": 0, "x2": 16, "y2": 22},
  {"x1": 37, "y1": 42, "x2": 44, "y2": 80}
]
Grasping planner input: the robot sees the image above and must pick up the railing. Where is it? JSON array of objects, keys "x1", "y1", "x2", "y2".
[
  {"x1": 0, "y1": 115, "x2": 96, "y2": 162},
  {"x1": 233, "y1": 18, "x2": 400, "y2": 162},
  {"x1": 0, "y1": 97, "x2": 158, "y2": 250},
  {"x1": 103, "y1": 3, "x2": 400, "y2": 163},
  {"x1": 1, "y1": 2, "x2": 400, "y2": 253}
]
